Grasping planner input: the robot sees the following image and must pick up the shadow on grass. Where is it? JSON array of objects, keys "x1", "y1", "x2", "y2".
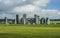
[
  {"x1": 0, "y1": 33, "x2": 25, "y2": 38},
  {"x1": 0, "y1": 33, "x2": 60, "y2": 38}
]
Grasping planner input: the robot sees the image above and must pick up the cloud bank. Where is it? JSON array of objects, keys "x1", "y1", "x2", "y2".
[{"x1": 0, "y1": 0, "x2": 60, "y2": 19}]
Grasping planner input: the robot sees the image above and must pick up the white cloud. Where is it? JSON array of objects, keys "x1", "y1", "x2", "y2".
[
  {"x1": 22, "y1": 0, "x2": 26, "y2": 2},
  {"x1": 0, "y1": 0, "x2": 27, "y2": 10},
  {"x1": 58, "y1": 11, "x2": 60, "y2": 15},
  {"x1": 39, "y1": 9, "x2": 60, "y2": 19},
  {"x1": 0, "y1": 0, "x2": 50, "y2": 11},
  {"x1": 12, "y1": 0, "x2": 50, "y2": 15},
  {"x1": 33, "y1": 0, "x2": 50, "y2": 7},
  {"x1": 13, "y1": 5, "x2": 36, "y2": 12},
  {"x1": 41, "y1": 9, "x2": 59, "y2": 14},
  {"x1": 0, "y1": 13, "x2": 15, "y2": 19},
  {"x1": 1, "y1": 0, "x2": 60, "y2": 19},
  {"x1": 13, "y1": 5, "x2": 40, "y2": 14}
]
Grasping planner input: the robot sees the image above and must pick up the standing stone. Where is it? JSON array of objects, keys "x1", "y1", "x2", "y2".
[
  {"x1": 14, "y1": 19, "x2": 16, "y2": 24},
  {"x1": 37, "y1": 16, "x2": 40, "y2": 24},
  {"x1": 40, "y1": 18, "x2": 45, "y2": 24},
  {"x1": 41, "y1": 18, "x2": 43, "y2": 24},
  {"x1": 34, "y1": 14, "x2": 39, "y2": 24},
  {"x1": 40, "y1": 18, "x2": 42, "y2": 24},
  {"x1": 15, "y1": 14, "x2": 19, "y2": 24},
  {"x1": 23, "y1": 14, "x2": 26, "y2": 24},
  {"x1": 4, "y1": 17, "x2": 8, "y2": 24},
  {"x1": 46, "y1": 18, "x2": 50, "y2": 24},
  {"x1": 43, "y1": 18, "x2": 45, "y2": 24}
]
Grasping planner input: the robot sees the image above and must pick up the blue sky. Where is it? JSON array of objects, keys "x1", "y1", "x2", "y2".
[
  {"x1": 0, "y1": 0, "x2": 60, "y2": 19},
  {"x1": 44, "y1": 0, "x2": 60, "y2": 10}
]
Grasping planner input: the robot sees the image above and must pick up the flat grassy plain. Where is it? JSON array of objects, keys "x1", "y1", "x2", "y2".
[{"x1": 0, "y1": 24, "x2": 60, "y2": 38}]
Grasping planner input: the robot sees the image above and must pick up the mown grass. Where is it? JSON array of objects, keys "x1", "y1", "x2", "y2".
[{"x1": 0, "y1": 24, "x2": 60, "y2": 38}]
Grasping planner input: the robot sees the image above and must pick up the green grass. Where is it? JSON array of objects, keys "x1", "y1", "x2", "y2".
[{"x1": 0, "y1": 24, "x2": 60, "y2": 38}]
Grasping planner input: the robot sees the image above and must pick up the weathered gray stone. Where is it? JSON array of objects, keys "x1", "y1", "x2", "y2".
[
  {"x1": 23, "y1": 14, "x2": 27, "y2": 24},
  {"x1": 34, "y1": 14, "x2": 40, "y2": 24},
  {"x1": 4, "y1": 17, "x2": 8, "y2": 24},
  {"x1": 15, "y1": 14, "x2": 19, "y2": 24},
  {"x1": 46, "y1": 18, "x2": 50, "y2": 24}
]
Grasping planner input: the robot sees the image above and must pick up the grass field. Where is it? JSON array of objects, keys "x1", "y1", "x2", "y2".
[{"x1": 0, "y1": 24, "x2": 60, "y2": 38}]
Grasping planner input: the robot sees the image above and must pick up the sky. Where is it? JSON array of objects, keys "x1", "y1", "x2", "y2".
[{"x1": 0, "y1": 0, "x2": 60, "y2": 19}]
